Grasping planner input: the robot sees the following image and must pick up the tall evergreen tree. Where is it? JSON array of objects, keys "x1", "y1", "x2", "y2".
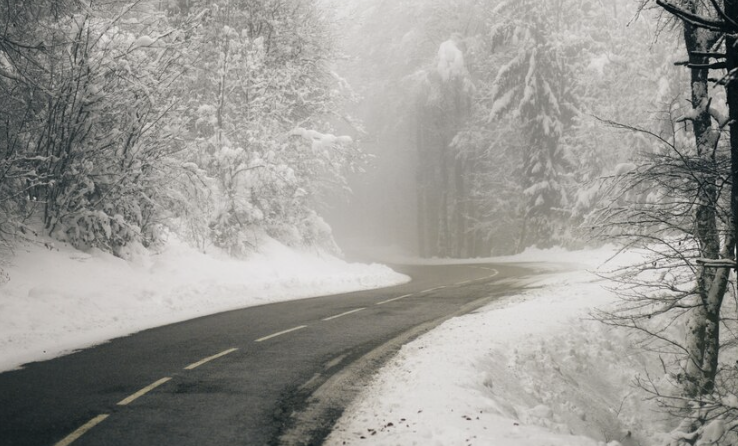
[{"x1": 487, "y1": 0, "x2": 578, "y2": 250}]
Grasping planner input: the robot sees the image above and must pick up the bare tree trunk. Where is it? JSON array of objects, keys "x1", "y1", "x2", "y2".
[
  {"x1": 438, "y1": 131, "x2": 450, "y2": 257},
  {"x1": 517, "y1": 213, "x2": 528, "y2": 254},
  {"x1": 416, "y1": 102, "x2": 428, "y2": 257},
  {"x1": 726, "y1": 1, "x2": 738, "y2": 266},
  {"x1": 682, "y1": 12, "x2": 722, "y2": 396},
  {"x1": 703, "y1": 239, "x2": 734, "y2": 390},
  {"x1": 454, "y1": 154, "x2": 467, "y2": 257}
]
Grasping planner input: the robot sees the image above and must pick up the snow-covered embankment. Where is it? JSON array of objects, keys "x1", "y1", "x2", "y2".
[
  {"x1": 0, "y1": 237, "x2": 408, "y2": 372},
  {"x1": 326, "y1": 247, "x2": 667, "y2": 446}
]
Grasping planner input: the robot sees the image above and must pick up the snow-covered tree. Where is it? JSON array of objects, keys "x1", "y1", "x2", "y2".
[
  {"x1": 0, "y1": 0, "x2": 358, "y2": 259},
  {"x1": 414, "y1": 35, "x2": 475, "y2": 257},
  {"x1": 485, "y1": 0, "x2": 580, "y2": 250},
  {"x1": 0, "y1": 0, "x2": 82, "y2": 246},
  {"x1": 597, "y1": 1, "x2": 738, "y2": 442},
  {"x1": 166, "y1": 0, "x2": 362, "y2": 255},
  {"x1": 335, "y1": 0, "x2": 671, "y2": 256},
  {"x1": 0, "y1": 1, "x2": 194, "y2": 256}
]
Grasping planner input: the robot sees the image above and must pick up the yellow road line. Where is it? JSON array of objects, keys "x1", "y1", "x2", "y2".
[
  {"x1": 54, "y1": 414, "x2": 109, "y2": 446},
  {"x1": 322, "y1": 308, "x2": 365, "y2": 321},
  {"x1": 473, "y1": 266, "x2": 496, "y2": 271},
  {"x1": 117, "y1": 377, "x2": 172, "y2": 406},
  {"x1": 255, "y1": 325, "x2": 307, "y2": 343},
  {"x1": 184, "y1": 347, "x2": 238, "y2": 370},
  {"x1": 376, "y1": 294, "x2": 413, "y2": 305},
  {"x1": 477, "y1": 270, "x2": 499, "y2": 280}
]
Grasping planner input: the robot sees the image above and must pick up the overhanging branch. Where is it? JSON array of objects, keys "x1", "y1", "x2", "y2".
[{"x1": 656, "y1": 0, "x2": 735, "y2": 33}]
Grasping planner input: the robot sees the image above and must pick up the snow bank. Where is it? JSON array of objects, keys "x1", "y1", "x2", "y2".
[
  {"x1": 347, "y1": 243, "x2": 625, "y2": 272},
  {"x1": 0, "y1": 236, "x2": 408, "y2": 372},
  {"x1": 326, "y1": 246, "x2": 667, "y2": 446}
]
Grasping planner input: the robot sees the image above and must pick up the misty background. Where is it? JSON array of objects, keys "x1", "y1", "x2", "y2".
[
  {"x1": 0, "y1": 0, "x2": 691, "y2": 261},
  {"x1": 321, "y1": 0, "x2": 680, "y2": 258}
]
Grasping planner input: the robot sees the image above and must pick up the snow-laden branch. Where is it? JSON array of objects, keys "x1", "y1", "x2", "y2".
[
  {"x1": 436, "y1": 38, "x2": 467, "y2": 82},
  {"x1": 656, "y1": 0, "x2": 735, "y2": 33},
  {"x1": 290, "y1": 127, "x2": 353, "y2": 151},
  {"x1": 676, "y1": 97, "x2": 730, "y2": 128},
  {"x1": 695, "y1": 258, "x2": 736, "y2": 268}
]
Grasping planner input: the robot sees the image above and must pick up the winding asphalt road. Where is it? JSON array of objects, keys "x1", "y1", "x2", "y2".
[{"x1": 0, "y1": 262, "x2": 538, "y2": 446}]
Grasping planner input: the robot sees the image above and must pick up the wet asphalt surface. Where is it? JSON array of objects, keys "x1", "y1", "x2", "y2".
[{"x1": 0, "y1": 262, "x2": 537, "y2": 446}]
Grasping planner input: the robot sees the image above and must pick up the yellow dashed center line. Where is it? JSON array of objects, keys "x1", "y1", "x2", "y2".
[
  {"x1": 376, "y1": 294, "x2": 413, "y2": 305},
  {"x1": 255, "y1": 325, "x2": 307, "y2": 342},
  {"x1": 54, "y1": 414, "x2": 109, "y2": 446},
  {"x1": 322, "y1": 308, "x2": 365, "y2": 321},
  {"x1": 184, "y1": 347, "x2": 238, "y2": 370},
  {"x1": 117, "y1": 377, "x2": 172, "y2": 406},
  {"x1": 54, "y1": 266, "x2": 503, "y2": 445}
]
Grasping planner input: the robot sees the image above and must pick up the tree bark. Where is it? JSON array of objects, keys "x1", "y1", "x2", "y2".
[
  {"x1": 725, "y1": 0, "x2": 738, "y2": 266},
  {"x1": 682, "y1": 9, "x2": 722, "y2": 396}
]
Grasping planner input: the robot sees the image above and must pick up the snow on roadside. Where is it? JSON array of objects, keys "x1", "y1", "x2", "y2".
[
  {"x1": 0, "y1": 236, "x2": 408, "y2": 372},
  {"x1": 326, "y1": 246, "x2": 668, "y2": 446}
]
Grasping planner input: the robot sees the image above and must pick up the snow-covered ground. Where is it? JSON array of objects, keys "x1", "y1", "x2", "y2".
[
  {"x1": 0, "y1": 236, "x2": 408, "y2": 372},
  {"x1": 326, "y1": 246, "x2": 669, "y2": 446},
  {"x1": 1, "y1": 236, "x2": 675, "y2": 443}
]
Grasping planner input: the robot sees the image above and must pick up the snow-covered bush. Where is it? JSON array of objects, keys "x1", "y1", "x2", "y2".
[
  {"x1": 0, "y1": 1, "x2": 196, "y2": 256},
  {"x1": 167, "y1": 0, "x2": 363, "y2": 255},
  {"x1": 0, "y1": 0, "x2": 358, "y2": 258}
]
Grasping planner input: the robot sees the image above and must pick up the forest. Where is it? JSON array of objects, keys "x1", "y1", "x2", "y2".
[
  {"x1": 0, "y1": 0, "x2": 702, "y2": 259},
  {"x1": 334, "y1": 0, "x2": 685, "y2": 258},
  {"x1": 5, "y1": 0, "x2": 738, "y2": 442},
  {"x1": 0, "y1": 0, "x2": 363, "y2": 260}
]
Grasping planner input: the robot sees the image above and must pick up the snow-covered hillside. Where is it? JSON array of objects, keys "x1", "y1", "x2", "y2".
[
  {"x1": 326, "y1": 247, "x2": 670, "y2": 446},
  {"x1": 0, "y1": 237, "x2": 408, "y2": 372}
]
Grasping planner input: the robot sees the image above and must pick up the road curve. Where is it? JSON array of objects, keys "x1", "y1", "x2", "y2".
[{"x1": 0, "y1": 262, "x2": 539, "y2": 446}]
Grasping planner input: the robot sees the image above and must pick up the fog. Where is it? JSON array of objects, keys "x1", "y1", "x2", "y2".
[
  {"x1": 319, "y1": 0, "x2": 678, "y2": 258},
  {"x1": 323, "y1": 137, "x2": 418, "y2": 255}
]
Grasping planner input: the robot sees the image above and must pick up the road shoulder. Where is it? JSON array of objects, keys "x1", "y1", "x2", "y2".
[{"x1": 325, "y1": 251, "x2": 666, "y2": 446}]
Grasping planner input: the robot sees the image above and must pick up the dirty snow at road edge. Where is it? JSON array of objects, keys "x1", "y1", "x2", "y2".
[{"x1": 326, "y1": 246, "x2": 669, "y2": 446}]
